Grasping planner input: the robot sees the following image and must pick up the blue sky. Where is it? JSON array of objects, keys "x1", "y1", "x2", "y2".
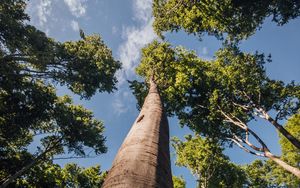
[{"x1": 26, "y1": 0, "x2": 300, "y2": 187}]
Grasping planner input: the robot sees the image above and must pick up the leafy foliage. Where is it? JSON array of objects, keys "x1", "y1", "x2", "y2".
[
  {"x1": 244, "y1": 160, "x2": 274, "y2": 188},
  {"x1": 1, "y1": 1, "x2": 121, "y2": 99},
  {"x1": 0, "y1": 0, "x2": 120, "y2": 185},
  {"x1": 153, "y1": 0, "x2": 300, "y2": 41},
  {"x1": 173, "y1": 175, "x2": 186, "y2": 188},
  {"x1": 131, "y1": 40, "x2": 300, "y2": 179},
  {"x1": 279, "y1": 114, "x2": 300, "y2": 166},
  {"x1": 245, "y1": 114, "x2": 300, "y2": 187},
  {"x1": 133, "y1": 40, "x2": 299, "y2": 140},
  {"x1": 172, "y1": 135, "x2": 247, "y2": 188},
  {"x1": 12, "y1": 162, "x2": 107, "y2": 188}
]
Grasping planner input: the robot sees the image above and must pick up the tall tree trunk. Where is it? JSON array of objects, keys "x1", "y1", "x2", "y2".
[{"x1": 102, "y1": 78, "x2": 173, "y2": 188}]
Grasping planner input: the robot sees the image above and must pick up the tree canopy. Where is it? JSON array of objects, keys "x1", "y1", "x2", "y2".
[
  {"x1": 11, "y1": 162, "x2": 107, "y2": 188},
  {"x1": 130, "y1": 40, "x2": 300, "y2": 178},
  {"x1": 133, "y1": 41, "x2": 299, "y2": 140},
  {"x1": 173, "y1": 175, "x2": 186, "y2": 188},
  {"x1": 148, "y1": 0, "x2": 300, "y2": 182},
  {"x1": 245, "y1": 114, "x2": 300, "y2": 187},
  {"x1": 172, "y1": 135, "x2": 247, "y2": 188},
  {"x1": 153, "y1": 0, "x2": 300, "y2": 41},
  {"x1": 0, "y1": 0, "x2": 121, "y2": 186}
]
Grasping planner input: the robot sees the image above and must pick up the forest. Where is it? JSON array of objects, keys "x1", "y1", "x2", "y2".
[{"x1": 1, "y1": 0, "x2": 299, "y2": 187}]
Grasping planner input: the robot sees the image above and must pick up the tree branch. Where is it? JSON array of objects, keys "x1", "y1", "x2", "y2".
[
  {"x1": 228, "y1": 137, "x2": 265, "y2": 157},
  {"x1": 0, "y1": 138, "x2": 63, "y2": 188},
  {"x1": 53, "y1": 155, "x2": 97, "y2": 160},
  {"x1": 256, "y1": 107, "x2": 300, "y2": 149},
  {"x1": 218, "y1": 108, "x2": 246, "y2": 129}
]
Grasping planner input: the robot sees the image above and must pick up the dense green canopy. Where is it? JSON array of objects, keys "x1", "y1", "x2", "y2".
[
  {"x1": 172, "y1": 175, "x2": 186, "y2": 188},
  {"x1": 130, "y1": 40, "x2": 300, "y2": 178},
  {"x1": 132, "y1": 41, "x2": 299, "y2": 141},
  {"x1": 172, "y1": 135, "x2": 246, "y2": 187},
  {"x1": 153, "y1": 0, "x2": 300, "y2": 41},
  {"x1": 0, "y1": 0, "x2": 121, "y2": 186},
  {"x1": 11, "y1": 162, "x2": 107, "y2": 188}
]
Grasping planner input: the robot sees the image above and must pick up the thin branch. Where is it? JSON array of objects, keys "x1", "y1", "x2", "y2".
[
  {"x1": 258, "y1": 107, "x2": 300, "y2": 149},
  {"x1": 232, "y1": 101, "x2": 250, "y2": 111},
  {"x1": 218, "y1": 109, "x2": 246, "y2": 129},
  {"x1": 197, "y1": 104, "x2": 209, "y2": 109},
  {"x1": 228, "y1": 137, "x2": 265, "y2": 157},
  {"x1": 53, "y1": 155, "x2": 97, "y2": 160},
  {"x1": 275, "y1": 110, "x2": 282, "y2": 122},
  {"x1": 234, "y1": 133, "x2": 264, "y2": 152},
  {"x1": 247, "y1": 127, "x2": 270, "y2": 152}
]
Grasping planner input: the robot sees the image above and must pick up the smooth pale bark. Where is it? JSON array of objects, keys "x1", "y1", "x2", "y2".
[
  {"x1": 102, "y1": 78, "x2": 173, "y2": 188},
  {"x1": 264, "y1": 151, "x2": 300, "y2": 179},
  {"x1": 264, "y1": 113, "x2": 300, "y2": 149},
  {"x1": 222, "y1": 111, "x2": 300, "y2": 179}
]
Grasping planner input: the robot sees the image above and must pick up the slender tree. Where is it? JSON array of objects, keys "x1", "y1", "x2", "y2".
[{"x1": 102, "y1": 77, "x2": 173, "y2": 188}]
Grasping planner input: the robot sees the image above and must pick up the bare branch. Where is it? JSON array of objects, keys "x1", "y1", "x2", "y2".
[
  {"x1": 234, "y1": 132, "x2": 264, "y2": 152},
  {"x1": 53, "y1": 155, "x2": 97, "y2": 160},
  {"x1": 228, "y1": 137, "x2": 265, "y2": 157},
  {"x1": 197, "y1": 104, "x2": 209, "y2": 109},
  {"x1": 218, "y1": 109, "x2": 246, "y2": 129},
  {"x1": 247, "y1": 127, "x2": 270, "y2": 152},
  {"x1": 232, "y1": 101, "x2": 250, "y2": 111}
]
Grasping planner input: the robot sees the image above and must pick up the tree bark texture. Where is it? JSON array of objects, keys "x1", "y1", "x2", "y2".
[
  {"x1": 265, "y1": 113, "x2": 300, "y2": 149},
  {"x1": 265, "y1": 151, "x2": 300, "y2": 178},
  {"x1": 102, "y1": 79, "x2": 173, "y2": 188}
]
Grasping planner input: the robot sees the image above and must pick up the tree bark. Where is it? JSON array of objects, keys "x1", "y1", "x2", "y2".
[
  {"x1": 221, "y1": 111, "x2": 300, "y2": 179},
  {"x1": 102, "y1": 78, "x2": 173, "y2": 188},
  {"x1": 264, "y1": 151, "x2": 300, "y2": 179},
  {"x1": 264, "y1": 113, "x2": 300, "y2": 149}
]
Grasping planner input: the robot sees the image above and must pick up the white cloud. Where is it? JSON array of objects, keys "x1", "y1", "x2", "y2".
[
  {"x1": 112, "y1": 97, "x2": 129, "y2": 116},
  {"x1": 64, "y1": 0, "x2": 87, "y2": 17},
  {"x1": 111, "y1": 88, "x2": 136, "y2": 116},
  {"x1": 27, "y1": 0, "x2": 87, "y2": 34},
  {"x1": 133, "y1": 0, "x2": 153, "y2": 23},
  {"x1": 112, "y1": 0, "x2": 157, "y2": 115},
  {"x1": 26, "y1": 0, "x2": 52, "y2": 32},
  {"x1": 117, "y1": 0, "x2": 157, "y2": 84},
  {"x1": 70, "y1": 20, "x2": 80, "y2": 32}
]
